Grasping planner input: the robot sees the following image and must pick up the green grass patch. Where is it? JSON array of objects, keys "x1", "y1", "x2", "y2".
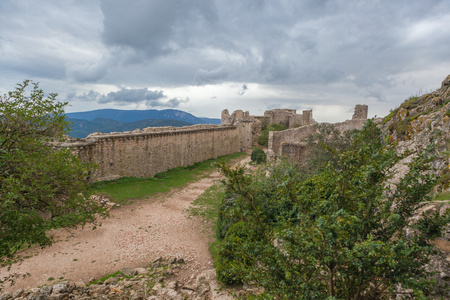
[
  {"x1": 187, "y1": 184, "x2": 225, "y2": 224},
  {"x1": 433, "y1": 191, "x2": 450, "y2": 201},
  {"x1": 401, "y1": 96, "x2": 421, "y2": 110},
  {"x1": 382, "y1": 108, "x2": 398, "y2": 125},
  {"x1": 90, "y1": 152, "x2": 246, "y2": 203},
  {"x1": 187, "y1": 183, "x2": 227, "y2": 264},
  {"x1": 209, "y1": 240, "x2": 221, "y2": 265},
  {"x1": 87, "y1": 270, "x2": 134, "y2": 286}
]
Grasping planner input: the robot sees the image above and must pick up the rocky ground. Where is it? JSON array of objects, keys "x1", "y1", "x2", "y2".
[{"x1": 0, "y1": 258, "x2": 235, "y2": 300}]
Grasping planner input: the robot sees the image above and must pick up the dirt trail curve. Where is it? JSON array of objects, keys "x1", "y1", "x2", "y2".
[{"x1": 1, "y1": 155, "x2": 251, "y2": 292}]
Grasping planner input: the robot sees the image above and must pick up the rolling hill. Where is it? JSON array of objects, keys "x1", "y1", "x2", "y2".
[
  {"x1": 65, "y1": 109, "x2": 221, "y2": 138},
  {"x1": 68, "y1": 118, "x2": 194, "y2": 138},
  {"x1": 65, "y1": 109, "x2": 220, "y2": 124}
]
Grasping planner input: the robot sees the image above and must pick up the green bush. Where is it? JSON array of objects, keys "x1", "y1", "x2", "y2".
[
  {"x1": 250, "y1": 148, "x2": 266, "y2": 164},
  {"x1": 267, "y1": 123, "x2": 288, "y2": 131},
  {"x1": 216, "y1": 221, "x2": 259, "y2": 285},
  {"x1": 0, "y1": 80, "x2": 106, "y2": 263},
  {"x1": 217, "y1": 120, "x2": 448, "y2": 298},
  {"x1": 256, "y1": 152, "x2": 266, "y2": 164},
  {"x1": 257, "y1": 132, "x2": 269, "y2": 146},
  {"x1": 257, "y1": 123, "x2": 288, "y2": 147}
]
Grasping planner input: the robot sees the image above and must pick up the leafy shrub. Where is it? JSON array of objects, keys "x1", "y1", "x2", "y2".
[
  {"x1": 257, "y1": 132, "x2": 269, "y2": 146},
  {"x1": 257, "y1": 123, "x2": 288, "y2": 147},
  {"x1": 216, "y1": 120, "x2": 448, "y2": 298},
  {"x1": 250, "y1": 148, "x2": 266, "y2": 164},
  {"x1": 0, "y1": 80, "x2": 106, "y2": 263},
  {"x1": 216, "y1": 221, "x2": 260, "y2": 285},
  {"x1": 215, "y1": 197, "x2": 236, "y2": 240}
]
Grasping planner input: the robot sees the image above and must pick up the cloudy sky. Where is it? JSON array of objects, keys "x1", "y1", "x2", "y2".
[{"x1": 1, "y1": 0, "x2": 449, "y2": 122}]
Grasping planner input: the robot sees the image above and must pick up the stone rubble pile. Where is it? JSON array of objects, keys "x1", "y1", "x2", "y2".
[
  {"x1": 89, "y1": 195, "x2": 119, "y2": 210},
  {"x1": 0, "y1": 258, "x2": 233, "y2": 300}
]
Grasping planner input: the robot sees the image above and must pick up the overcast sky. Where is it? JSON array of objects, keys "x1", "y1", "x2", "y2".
[{"x1": 1, "y1": 0, "x2": 449, "y2": 122}]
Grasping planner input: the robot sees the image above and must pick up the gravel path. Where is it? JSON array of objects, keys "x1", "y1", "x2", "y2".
[{"x1": 0, "y1": 156, "x2": 250, "y2": 292}]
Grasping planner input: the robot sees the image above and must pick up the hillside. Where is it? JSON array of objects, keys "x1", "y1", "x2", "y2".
[
  {"x1": 68, "y1": 118, "x2": 193, "y2": 138},
  {"x1": 382, "y1": 74, "x2": 450, "y2": 195},
  {"x1": 65, "y1": 109, "x2": 220, "y2": 124}
]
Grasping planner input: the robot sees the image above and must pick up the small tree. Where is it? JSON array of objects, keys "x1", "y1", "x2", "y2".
[
  {"x1": 217, "y1": 120, "x2": 449, "y2": 298},
  {"x1": 257, "y1": 123, "x2": 287, "y2": 147},
  {"x1": 0, "y1": 80, "x2": 106, "y2": 264},
  {"x1": 251, "y1": 148, "x2": 266, "y2": 164}
]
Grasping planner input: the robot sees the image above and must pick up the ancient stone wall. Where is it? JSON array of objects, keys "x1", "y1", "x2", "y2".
[
  {"x1": 352, "y1": 104, "x2": 368, "y2": 120},
  {"x1": 279, "y1": 142, "x2": 310, "y2": 163},
  {"x1": 67, "y1": 124, "x2": 251, "y2": 181},
  {"x1": 264, "y1": 109, "x2": 296, "y2": 127},
  {"x1": 268, "y1": 123, "x2": 318, "y2": 160},
  {"x1": 269, "y1": 105, "x2": 368, "y2": 161}
]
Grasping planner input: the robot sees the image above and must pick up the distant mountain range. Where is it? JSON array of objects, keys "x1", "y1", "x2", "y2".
[{"x1": 65, "y1": 109, "x2": 221, "y2": 138}]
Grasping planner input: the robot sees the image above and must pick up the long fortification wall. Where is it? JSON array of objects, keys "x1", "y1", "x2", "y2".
[{"x1": 66, "y1": 123, "x2": 252, "y2": 181}]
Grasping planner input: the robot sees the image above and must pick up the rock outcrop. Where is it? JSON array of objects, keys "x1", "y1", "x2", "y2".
[
  {"x1": 381, "y1": 75, "x2": 450, "y2": 296},
  {"x1": 0, "y1": 258, "x2": 233, "y2": 300},
  {"x1": 381, "y1": 74, "x2": 450, "y2": 193}
]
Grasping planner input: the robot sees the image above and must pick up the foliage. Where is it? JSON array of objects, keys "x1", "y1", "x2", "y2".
[
  {"x1": 90, "y1": 152, "x2": 246, "y2": 203},
  {"x1": 0, "y1": 80, "x2": 106, "y2": 265},
  {"x1": 257, "y1": 123, "x2": 288, "y2": 147},
  {"x1": 250, "y1": 148, "x2": 266, "y2": 164},
  {"x1": 215, "y1": 221, "x2": 261, "y2": 285},
  {"x1": 433, "y1": 191, "x2": 450, "y2": 201},
  {"x1": 303, "y1": 123, "x2": 357, "y2": 175},
  {"x1": 216, "y1": 120, "x2": 449, "y2": 298},
  {"x1": 382, "y1": 109, "x2": 398, "y2": 125}
]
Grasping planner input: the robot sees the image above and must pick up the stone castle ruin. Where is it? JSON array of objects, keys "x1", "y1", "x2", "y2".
[
  {"x1": 62, "y1": 105, "x2": 367, "y2": 181},
  {"x1": 267, "y1": 104, "x2": 368, "y2": 162},
  {"x1": 221, "y1": 105, "x2": 368, "y2": 162},
  {"x1": 262, "y1": 108, "x2": 315, "y2": 128},
  {"x1": 268, "y1": 104, "x2": 368, "y2": 161},
  {"x1": 221, "y1": 107, "x2": 317, "y2": 129}
]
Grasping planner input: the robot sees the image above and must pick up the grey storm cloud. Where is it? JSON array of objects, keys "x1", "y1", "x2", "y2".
[
  {"x1": 93, "y1": 0, "x2": 450, "y2": 88},
  {"x1": 100, "y1": 0, "x2": 217, "y2": 58},
  {"x1": 194, "y1": 66, "x2": 230, "y2": 85},
  {"x1": 98, "y1": 88, "x2": 165, "y2": 104},
  {"x1": 0, "y1": 0, "x2": 450, "y2": 120},
  {"x1": 68, "y1": 88, "x2": 188, "y2": 108},
  {"x1": 2, "y1": 0, "x2": 449, "y2": 89}
]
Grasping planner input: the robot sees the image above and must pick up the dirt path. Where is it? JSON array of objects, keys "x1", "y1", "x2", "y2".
[{"x1": 1, "y1": 155, "x2": 250, "y2": 292}]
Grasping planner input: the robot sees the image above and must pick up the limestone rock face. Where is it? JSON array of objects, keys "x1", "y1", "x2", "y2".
[
  {"x1": 381, "y1": 74, "x2": 450, "y2": 193},
  {"x1": 441, "y1": 74, "x2": 450, "y2": 88},
  {"x1": 380, "y1": 75, "x2": 450, "y2": 297}
]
